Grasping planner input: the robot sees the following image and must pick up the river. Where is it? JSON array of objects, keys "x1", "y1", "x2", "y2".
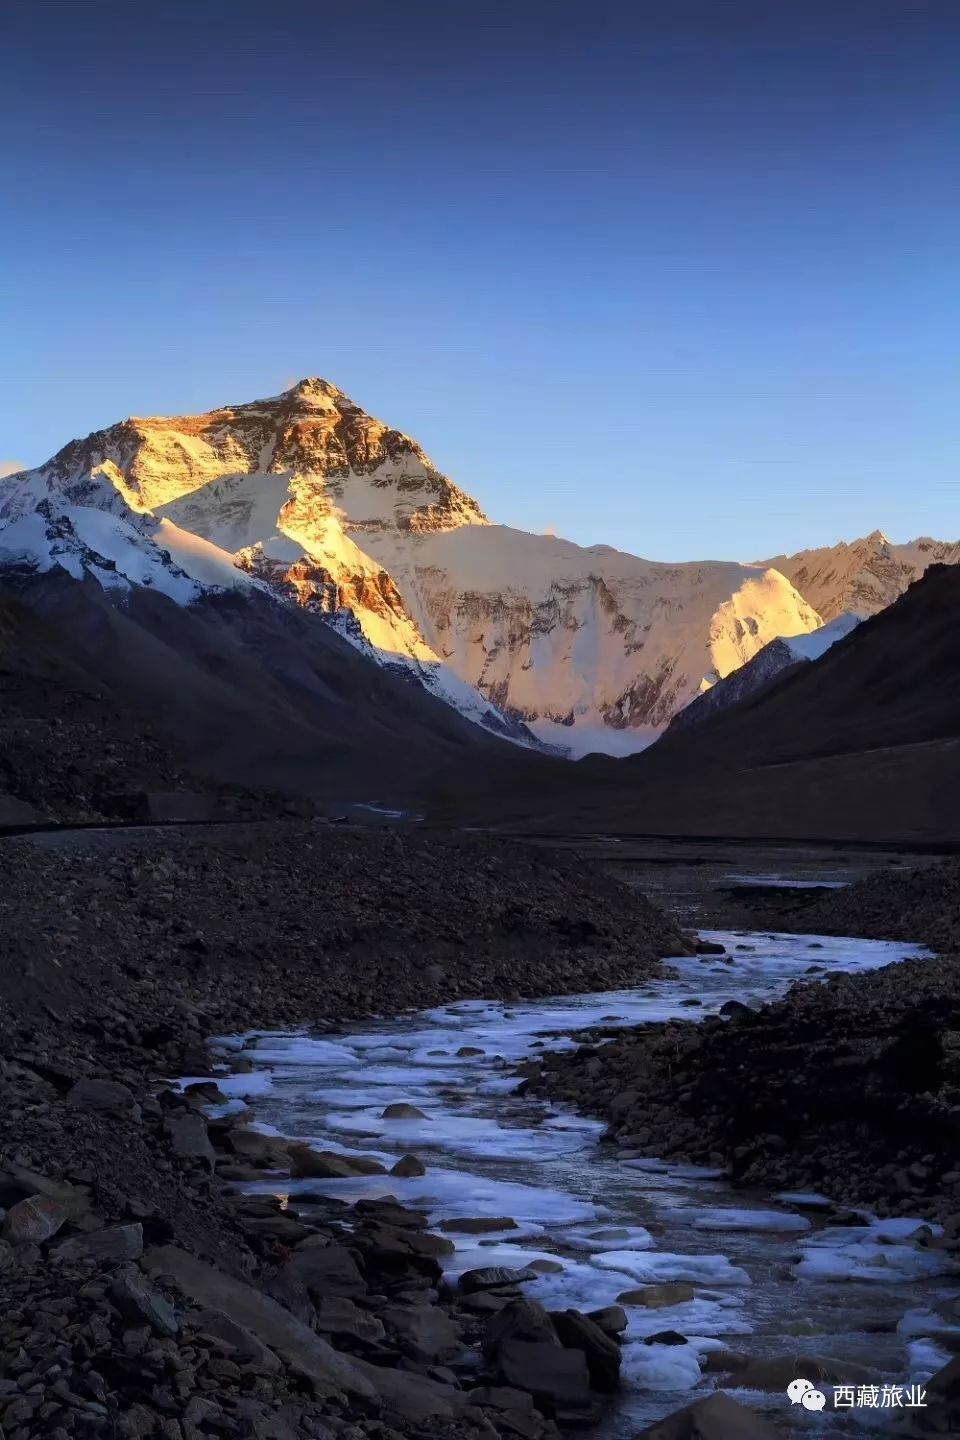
[{"x1": 204, "y1": 925, "x2": 957, "y2": 1435}]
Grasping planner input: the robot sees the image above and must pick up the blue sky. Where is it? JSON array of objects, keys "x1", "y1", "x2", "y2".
[{"x1": 1, "y1": 0, "x2": 957, "y2": 560}]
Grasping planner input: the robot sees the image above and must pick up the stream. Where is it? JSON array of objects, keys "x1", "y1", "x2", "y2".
[{"x1": 206, "y1": 928, "x2": 959, "y2": 1435}]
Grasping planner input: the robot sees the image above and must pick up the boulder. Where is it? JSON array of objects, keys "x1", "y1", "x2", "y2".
[
  {"x1": 383, "y1": 1303, "x2": 463, "y2": 1362},
  {"x1": 164, "y1": 1113, "x2": 215, "y2": 1170},
  {"x1": 144, "y1": 1245, "x2": 373, "y2": 1397},
  {"x1": 460, "y1": 1265, "x2": 539, "y2": 1294},
  {"x1": 350, "y1": 1357, "x2": 459, "y2": 1422},
  {"x1": 314, "y1": 1297, "x2": 386, "y2": 1344},
  {"x1": 2, "y1": 1194, "x2": 71, "y2": 1245},
  {"x1": 382, "y1": 1103, "x2": 429, "y2": 1120},
  {"x1": 636, "y1": 1391, "x2": 777, "y2": 1438},
  {"x1": 550, "y1": 1309, "x2": 622, "y2": 1391},
  {"x1": 111, "y1": 1266, "x2": 180, "y2": 1337},
  {"x1": 195, "y1": 1308, "x2": 282, "y2": 1373},
  {"x1": 67, "y1": 1077, "x2": 141, "y2": 1119},
  {"x1": 53, "y1": 1223, "x2": 144, "y2": 1264},
  {"x1": 727, "y1": 1354, "x2": 871, "y2": 1390},
  {"x1": 289, "y1": 1145, "x2": 386, "y2": 1178},
  {"x1": 484, "y1": 1299, "x2": 559, "y2": 1357},
  {"x1": 618, "y1": 1282, "x2": 695, "y2": 1308},
  {"x1": 586, "y1": 1305, "x2": 628, "y2": 1335},
  {"x1": 224, "y1": 1127, "x2": 292, "y2": 1167},
  {"x1": 2, "y1": 1166, "x2": 91, "y2": 1219},
  {"x1": 282, "y1": 1243, "x2": 368, "y2": 1298},
  {"x1": 391, "y1": 1154, "x2": 426, "y2": 1177},
  {"x1": 497, "y1": 1340, "x2": 592, "y2": 1409}
]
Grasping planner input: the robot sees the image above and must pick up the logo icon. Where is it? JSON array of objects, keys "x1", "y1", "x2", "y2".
[{"x1": 788, "y1": 1378, "x2": 827, "y2": 1411}]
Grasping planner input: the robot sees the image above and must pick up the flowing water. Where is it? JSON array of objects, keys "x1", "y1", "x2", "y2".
[{"x1": 205, "y1": 929, "x2": 960, "y2": 1435}]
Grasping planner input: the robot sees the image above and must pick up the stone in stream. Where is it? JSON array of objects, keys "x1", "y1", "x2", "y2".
[
  {"x1": 644, "y1": 1329, "x2": 688, "y2": 1346},
  {"x1": 382, "y1": 1103, "x2": 430, "y2": 1120},
  {"x1": 289, "y1": 1144, "x2": 386, "y2": 1178},
  {"x1": 550, "y1": 1309, "x2": 622, "y2": 1391},
  {"x1": 637, "y1": 1391, "x2": 777, "y2": 1438},
  {"x1": 727, "y1": 1353, "x2": 872, "y2": 1390},
  {"x1": 440, "y1": 1216, "x2": 518, "y2": 1234},
  {"x1": 497, "y1": 1340, "x2": 592, "y2": 1410},
  {"x1": 482, "y1": 1299, "x2": 559, "y2": 1357},
  {"x1": 586, "y1": 1305, "x2": 628, "y2": 1336},
  {"x1": 696, "y1": 940, "x2": 727, "y2": 955},
  {"x1": 460, "y1": 1265, "x2": 540, "y2": 1294},
  {"x1": 391, "y1": 1153, "x2": 426, "y2": 1177},
  {"x1": 618, "y1": 1282, "x2": 695, "y2": 1308},
  {"x1": 224, "y1": 1126, "x2": 292, "y2": 1167},
  {"x1": 719, "y1": 999, "x2": 752, "y2": 1017}
]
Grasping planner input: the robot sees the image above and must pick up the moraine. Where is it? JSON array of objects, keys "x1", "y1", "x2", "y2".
[{"x1": 198, "y1": 930, "x2": 958, "y2": 1436}]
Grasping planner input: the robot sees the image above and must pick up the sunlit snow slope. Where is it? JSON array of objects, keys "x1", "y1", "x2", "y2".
[{"x1": 4, "y1": 377, "x2": 951, "y2": 752}]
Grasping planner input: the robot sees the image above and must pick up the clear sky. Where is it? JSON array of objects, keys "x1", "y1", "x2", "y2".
[{"x1": 1, "y1": 0, "x2": 957, "y2": 560}]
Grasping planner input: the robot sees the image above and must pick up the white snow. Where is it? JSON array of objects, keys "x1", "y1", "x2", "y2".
[{"x1": 782, "y1": 610, "x2": 861, "y2": 661}]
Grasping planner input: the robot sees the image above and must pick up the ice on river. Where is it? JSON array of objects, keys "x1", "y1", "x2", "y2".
[{"x1": 208, "y1": 925, "x2": 946, "y2": 1430}]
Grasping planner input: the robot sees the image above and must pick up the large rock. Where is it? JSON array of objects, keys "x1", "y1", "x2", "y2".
[
  {"x1": 111, "y1": 1266, "x2": 180, "y2": 1337},
  {"x1": 195, "y1": 1308, "x2": 282, "y2": 1374},
  {"x1": 67, "y1": 1077, "x2": 140, "y2": 1119},
  {"x1": 165, "y1": 1113, "x2": 215, "y2": 1169},
  {"x1": 483, "y1": 1299, "x2": 559, "y2": 1358},
  {"x1": 727, "y1": 1354, "x2": 871, "y2": 1390},
  {"x1": 637, "y1": 1391, "x2": 777, "y2": 1438},
  {"x1": 382, "y1": 1303, "x2": 463, "y2": 1362},
  {"x1": 279, "y1": 1243, "x2": 368, "y2": 1299},
  {"x1": 144, "y1": 1245, "x2": 373, "y2": 1397},
  {"x1": 460, "y1": 1265, "x2": 539, "y2": 1294},
  {"x1": 53, "y1": 1223, "x2": 144, "y2": 1264},
  {"x1": 2, "y1": 1194, "x2": 70, "y2": 1245},
  {"x1": 289, "y1": 1145, "x2": 386, "y2": 1178},
  {"x1": 497, "y1": 1340, "x2": 592, "y2": 1409},
  {"x1": 314, "y1": 1297, "x2": 386, "y2": 1344},
  {"x1": 550, "y1": 1309, "x2": 622, "y2": 1392},
  {"x1": 382, "y1": 1103, "x2": 429, "y2": 1120},
  {"x1": 224, "y1": 1127, "x2": 292, "y2": 1167},
  {"x1": 619, "y1": 1282, "x2": 695, "y2": 1308},
  {"x1": 351, "y1": 1357, "x2": 460, "y2": 1421}
]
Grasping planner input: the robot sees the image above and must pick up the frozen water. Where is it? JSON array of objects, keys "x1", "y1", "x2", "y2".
[{"x1": 206, "y1": 926, "x2": 948, "y2": 1436}]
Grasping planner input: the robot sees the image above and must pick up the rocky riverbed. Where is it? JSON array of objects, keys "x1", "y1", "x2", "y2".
[{"x1": 0, "y1": 823, "x2": 688, "y2": 1440}]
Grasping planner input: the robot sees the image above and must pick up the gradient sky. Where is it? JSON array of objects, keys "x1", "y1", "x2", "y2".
[{"x1": 1, "y1": 0, "x2": 957, "y2": 560}]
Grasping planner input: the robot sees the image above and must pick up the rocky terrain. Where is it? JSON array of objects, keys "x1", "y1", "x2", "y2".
[
  {"x1": 526, "y1": 858, "x2": 960, "y2": 1222},
  {"x1": 0, "y1": 825, "x2": 695, "y2": 1440},
  {"x1": 455, "y1": 562, "x2": 960, "y2": 844}
]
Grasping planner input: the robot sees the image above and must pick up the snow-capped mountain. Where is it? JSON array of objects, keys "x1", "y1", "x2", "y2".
[
  {"x1": 0, "y1": 377, "x2": 826, "y2": 754},
  {"x1": 762, "y1": 531, "x2": 960, "y2": 623},
  {"x1": 671, "y1": 612, "x2": 861, "y2": 731},
  {"x1": 3, "y1": 377, "x2": 952, "y2": 756},
  {"x1": 0, "y1": 380, "x2": 522, "y2": 741}
]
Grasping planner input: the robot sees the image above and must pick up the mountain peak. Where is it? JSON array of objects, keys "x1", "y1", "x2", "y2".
[
  {"x1": 281, "y1": 376, "x2": 345, "y2": 406},
  {"x1": 864, "y1": 528, "x2": 891, "y2": 547}
]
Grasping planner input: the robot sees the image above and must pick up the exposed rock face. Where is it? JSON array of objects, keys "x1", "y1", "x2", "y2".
[
  {"x1": 763, "y1": 529, "x2": 960, "y2": 622},
  {"x1": 0, "y1": 377, "x2": 834, "y2": 751}
]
